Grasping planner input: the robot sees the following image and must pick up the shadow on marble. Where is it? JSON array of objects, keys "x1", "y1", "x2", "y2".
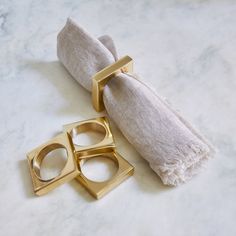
[
  {"x1": 18, "y1": 158, "x2": 96, "y2": 201},
  {"x1": 69, "y1": 180, "x2": 96, "y2": 203},
  {"x1": 133, "y1": 160, "x2": 172, "y2": 194},
  {"x1": 24, "y1": 60, "x2": 93, "y2": 117},
  {"x1": 18, "y1": 159, "x2": 35, "y2": 198}
]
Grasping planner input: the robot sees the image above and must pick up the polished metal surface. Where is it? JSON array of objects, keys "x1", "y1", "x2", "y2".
[
  {"x1": 64, "y1": 116, "x2": 134, "y2": 199},
  {"x1": 77, "y1": 150, "x2": 134, "y2": 199},
  {"x1": 27, "y1": 116, "x2": 134, "y2": 199},
  {"x1": 92, "y1": 55, "x2": 133, "y2": 112},
  {"x1": 27, "y1": 133, "x2": 79, "y2": 196},
  {"x1": 63, "y1": 117, "x2": 116, "y2": 158}
]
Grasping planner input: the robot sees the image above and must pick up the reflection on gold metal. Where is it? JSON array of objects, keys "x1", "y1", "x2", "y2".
[
  {"x1": 27, "y1": 133, "x2": 79, "y2": 196},
  {"x1": 63, "y1": 117, "x2": 115, "y2": 158},
  {"x1": 77, "y1": 150, "x2": 134, "y2": 199},
  {"x1": 92, "y1": 56, "x2": 133, "y2": 112},
  {"x1": 64, "y1": 116, "x2": 134, "y2": 199},
  {"x1": 27, "y1": 116, "x2": 134, "y2": 199}
]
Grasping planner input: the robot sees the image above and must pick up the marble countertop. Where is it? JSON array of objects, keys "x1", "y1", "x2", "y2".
[{"x1": 0, "y1": 1, "x2": 236, "y2": 235}]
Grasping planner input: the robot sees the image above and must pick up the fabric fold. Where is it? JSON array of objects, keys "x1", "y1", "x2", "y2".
[{"x1": 57, "y1": 18, "x2": 214, "y2": 186}]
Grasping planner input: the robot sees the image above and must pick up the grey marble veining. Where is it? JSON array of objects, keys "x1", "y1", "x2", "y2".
[{"x1": 0, "y1": 0, "x2": 236, "y2": 236}]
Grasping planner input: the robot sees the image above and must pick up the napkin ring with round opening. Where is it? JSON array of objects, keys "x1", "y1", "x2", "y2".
[
  {"x1": 63, "y1": 116, "x2": 134, "y2": 199},
  {"x1": 77, "y1": 150, "x2": 134, "y2": 199},
  {"x1": 27, "y1": 133, "x2": 79, "y2": 196},
  {"x1": 26, "y1": 116, "x2": 134, "y2": 199},
  {"x1": 63, "y1": 117, "x2": 116, "y2": 157}
]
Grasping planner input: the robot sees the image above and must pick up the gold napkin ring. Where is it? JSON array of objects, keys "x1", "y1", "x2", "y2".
[
  {"x1": 77, "y1": 150, "x2": 134, "y2": 199},
  {"x1": 27, "y1": 117, "x2": 134, "y2": 199},
  {"x1": 64, "y1": 117, "x2": 134, "y2": 199},
  {"x1": 27, "y1": 133, "x2": 79, "y2": 196},
  {"x1": 63, "y1": 117, "x2": 115, "y2": 157},
  {"x1": 92, "y1": 55, "x2": 133, "y2": 112}
]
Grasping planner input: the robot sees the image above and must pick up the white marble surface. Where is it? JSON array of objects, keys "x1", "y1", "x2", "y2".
[{"x1": 0, "y1": 0, "x2": 236, "y2": 235}]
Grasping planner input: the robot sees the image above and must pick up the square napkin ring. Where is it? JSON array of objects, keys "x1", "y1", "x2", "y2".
[
  {"x1": 92, "y1": 55, "x2": 133, "y2": 112},
  {"x1": 27, "y1": 116, "x2": 134, "y2": 199},
  {"x1": 77, "y1": 150, "x2": 134, "y2": 199},
  {"x1": 27, "y1": 133, "x2": 79, "y2": 196},
  {"x1": 63, "y1": 116, "x2": 134, "y2": 199},
  {"x1": 63, "y1": 117, "x2": 116, "y2": 157}
]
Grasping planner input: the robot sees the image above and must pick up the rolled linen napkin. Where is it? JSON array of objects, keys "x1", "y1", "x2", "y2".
[{"x1": 57, "y1": 18, "x2": 214, "y2": 186}]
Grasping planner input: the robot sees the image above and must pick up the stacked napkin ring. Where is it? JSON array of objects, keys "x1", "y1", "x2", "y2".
[
  {"x1": 92, "y1": 55, "x2": 133, "y2": 112},
  {"x1": 27, "y1": 117, "x2": 134, "y2": 199}
]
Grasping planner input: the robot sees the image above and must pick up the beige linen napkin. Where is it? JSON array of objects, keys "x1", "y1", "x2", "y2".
[{"x1": 57, "y1": 18, "x2": 214, "y2": 186}]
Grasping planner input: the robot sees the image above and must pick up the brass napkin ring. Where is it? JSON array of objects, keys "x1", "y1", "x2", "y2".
[
  {"x1": 63, "y1": 117, "x2": 116, "y2": 157},
  {"x1": 64, "y1": 117, "x2": 134, "y2": 199},
  {"x1": 92, "y1": 55, "x2": 133, "y2": 112},
  {"x1": 27, "y1": 133, "x2": 79, "y2": 196},
  {"x1": 77, "y1": 150, "x2": 134, "y2": 199},
  {"x1": 27, "y1": 117, "x2": 134, "y2": 199}
]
